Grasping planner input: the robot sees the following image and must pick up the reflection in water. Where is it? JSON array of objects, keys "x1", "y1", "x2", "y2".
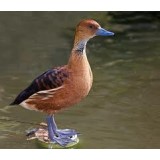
[{"x1": 0, "y1": 12, "x2": 160, "y2": 148}]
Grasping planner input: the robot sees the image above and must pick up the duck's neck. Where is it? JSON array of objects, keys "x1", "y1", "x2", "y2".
[
  {"x1": 68, "y1": 37, "x2": 90, "y2": 69},
  {"x1": 73, "y1": 36, "x2": 88, "y2": 54}
]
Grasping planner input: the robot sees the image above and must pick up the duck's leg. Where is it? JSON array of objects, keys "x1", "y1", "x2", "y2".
[{"x1": 46, "y1": 115, "x2": 78, "y2": 147}]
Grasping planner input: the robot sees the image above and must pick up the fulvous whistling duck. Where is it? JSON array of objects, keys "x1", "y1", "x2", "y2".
[{"x1": 10, "y1": 19, "x2": 114, "y2": 146}]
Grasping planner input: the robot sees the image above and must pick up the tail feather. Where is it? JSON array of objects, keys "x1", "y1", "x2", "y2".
[
  {"x1": 10, "y1": 89, "x2": 33, "y2": 105},
  {"x1": 10, "y1": 101, "x2": 18, "y2": 105}
]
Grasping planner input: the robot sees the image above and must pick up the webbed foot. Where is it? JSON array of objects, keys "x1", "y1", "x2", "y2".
[{"x1": 47, "y1": 115, "x2": 78, "y2": 147}]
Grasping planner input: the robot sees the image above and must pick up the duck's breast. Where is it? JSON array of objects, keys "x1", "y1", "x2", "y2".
[{"x1": 68, "y1": 53, "x2": 93, "y2": 99}]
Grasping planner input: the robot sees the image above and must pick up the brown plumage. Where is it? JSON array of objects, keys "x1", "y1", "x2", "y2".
[
  {"x1": 19, "y1": 52, "x2": 93, "y2": 114},
  {"x1": 11, "y1": 19, "x2": 114, "y2": 146}
]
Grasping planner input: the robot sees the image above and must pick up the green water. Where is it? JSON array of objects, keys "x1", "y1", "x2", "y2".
[{"x1": 0, "y1": 12, "x2": 160, "y2": 149}]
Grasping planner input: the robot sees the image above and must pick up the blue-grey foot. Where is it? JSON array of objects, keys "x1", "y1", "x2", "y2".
[{"x1": 46, "y1": 115, "x2": 78, "y2": 147}]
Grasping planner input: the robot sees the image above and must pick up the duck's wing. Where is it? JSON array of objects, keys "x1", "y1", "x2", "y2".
[{"x1": 10, "y1": 66, "x2": 69, "y2": 105}]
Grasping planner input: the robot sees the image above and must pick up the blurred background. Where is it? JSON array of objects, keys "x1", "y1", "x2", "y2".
[{"x1": 0, "y1": 11, "x2": 160, "y2": 148}]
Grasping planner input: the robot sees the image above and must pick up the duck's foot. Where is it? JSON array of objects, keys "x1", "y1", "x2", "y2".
[
  {"x1": 56, "y1": 128, "x2": 78, "y2": 137},
  {"x1": 47, "y1": 115, "x2": 78, "y2": 147},
  {"x1": 49, "y1": 129, "x2": 78, "y2": 147}
]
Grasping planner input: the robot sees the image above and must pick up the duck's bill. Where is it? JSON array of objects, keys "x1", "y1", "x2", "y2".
[{"x1": 96, "y1": 27, "x2": 114, "y2": 36}]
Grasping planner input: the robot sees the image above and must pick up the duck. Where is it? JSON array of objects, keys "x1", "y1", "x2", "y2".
[{"x1": 10, "y1": 19, "x2": 114, "y2": 147}]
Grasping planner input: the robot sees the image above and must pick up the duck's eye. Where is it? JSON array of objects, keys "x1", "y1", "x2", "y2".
[{"x1": 89, "y1": 25, "x2": 93, "y2": 29}]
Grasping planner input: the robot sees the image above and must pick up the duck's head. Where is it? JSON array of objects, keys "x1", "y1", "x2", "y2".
[{"x1": 75, "y1": 19, "x2": 114, "y2": 41}]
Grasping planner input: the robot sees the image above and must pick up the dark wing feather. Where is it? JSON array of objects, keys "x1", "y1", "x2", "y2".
[{"x1": 10, "y1": 67, "x2": 69, "y2": 105}]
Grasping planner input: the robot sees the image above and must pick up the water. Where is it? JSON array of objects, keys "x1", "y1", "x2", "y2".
[{"x1": 0, "y1": 12, "x2": 160, "y2": 148}]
